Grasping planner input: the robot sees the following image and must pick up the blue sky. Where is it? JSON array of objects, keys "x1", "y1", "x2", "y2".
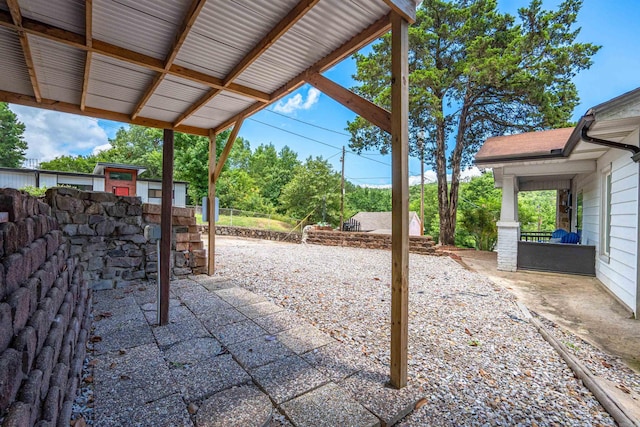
[{"x1": 11, "y1": 0, "x2": 640, "y2": 186}]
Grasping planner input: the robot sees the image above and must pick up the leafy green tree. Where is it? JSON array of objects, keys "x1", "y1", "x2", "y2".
[
  {"x1": 347, "y1": 0, "x2": 599, "y2": 245},
  {"x1": 0, "y1": 103, "x2": 28, "y2": 167},
  {"x1": 409, "y1": 182, "x2": 439, "y2": 237},
  {"x1": 280, "y1": 156, "x2": 341, "y2": 224},
  {"x1": 457, "y1": 173, "x2": 501, "y2": 250},
  {"x1": 518, "y1": 190, "x2": 557, "y2": 231},
  {"x1": 248, "y1": 144, "x2": 300, "y2": 209},
  {"x1": 345, "y1": 186, "x2": 392, "y2": 218},
  {"x1": 40, "y1": 154, "x2": 101, "y2": 173}
]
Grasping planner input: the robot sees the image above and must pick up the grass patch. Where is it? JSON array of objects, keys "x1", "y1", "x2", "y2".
[{"x1": 197, "y1": 213, "x2": 297, "y2": 232}]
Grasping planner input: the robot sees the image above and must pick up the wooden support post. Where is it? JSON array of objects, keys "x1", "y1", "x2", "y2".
[
  {"x1": 390, "y1": 11, "x2": 409, "y2": 389},
  {"x1": 159, "y1": 129, "x2": 174, "y2": 326},
  {"x1": 208, "y1": 130, "x2": 217, "y2": 275}
]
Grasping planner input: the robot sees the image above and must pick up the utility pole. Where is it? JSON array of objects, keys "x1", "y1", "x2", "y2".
[
  {"x1": 340, "y1": 146, "x2": 346, "y2": 231},
  {"x1": 418, "y1": 132, "x2": 425, "y2": 235}
]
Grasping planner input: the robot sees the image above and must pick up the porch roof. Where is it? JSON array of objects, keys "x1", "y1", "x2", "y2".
[
  {"x1": 475, "y1": 127, "x2": 574, "y2": 164},
  {"x1": 0, "y1": 0, "x2": 414, "y2": 136}
]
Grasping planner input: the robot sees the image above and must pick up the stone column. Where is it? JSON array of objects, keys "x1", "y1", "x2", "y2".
[{"x1": 497, "y1": 174, "x2": 519, "y2": 271}]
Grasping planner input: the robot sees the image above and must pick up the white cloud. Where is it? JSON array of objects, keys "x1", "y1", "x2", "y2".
[
  {"x1": 9, "y1": 105, "x2": 110, "y2": 161},
  {"x1": 360, "y1": 167, "x2": 482, "y2": 188},
  {"x1": 92, "y1": 143, "x2": 112, "y2": 155},
  {"x1": 273, "y1": 87, "x2": 321, "y2": 114}
]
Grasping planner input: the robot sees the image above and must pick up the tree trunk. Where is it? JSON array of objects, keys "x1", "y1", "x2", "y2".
[{"x1": 434, "y1": 113, "x2": 451, "y2": 245}]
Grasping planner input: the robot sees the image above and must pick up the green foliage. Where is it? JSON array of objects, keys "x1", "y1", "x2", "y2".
[
  {"x1": 0, "y1": 103, "x2": 28, "y2": 168},
  {"x1": 279, "y1": 156, "x2": 341, "y2": 225},
  {"x1": 40, "y1": 154, "x2": 101, "y2": 173},
  {"x1": 20, "y1": 185, "x2": 47, "y2": 197},
  {"x1": 518, "y1": 190, "x2": 557, "y2": 231},
  {"x1": 345, "y1": 186, "x2": 392, "y2": 218},
  {"x1": 457, "y1": 173, "x2": 501, "y2": 250},
  {"x1": 347, "y1": 0, "x2": 599, "y2": 245}
]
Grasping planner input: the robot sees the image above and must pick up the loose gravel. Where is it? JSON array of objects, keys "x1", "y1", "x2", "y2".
[{"x1": 215, "y1": 238, "x2": 619, "y2": 426}]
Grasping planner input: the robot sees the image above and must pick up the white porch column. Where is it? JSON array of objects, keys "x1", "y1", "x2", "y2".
[{"x1": 497, "y1": 174, "x2": 519, "y2": 272}]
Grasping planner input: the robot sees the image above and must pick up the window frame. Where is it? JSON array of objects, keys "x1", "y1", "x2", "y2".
[{"x1": 600, "y1": 165, "x2": 612, "y2": 262}]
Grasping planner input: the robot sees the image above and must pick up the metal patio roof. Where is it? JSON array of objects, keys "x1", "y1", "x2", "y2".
[{"x1": 0, "y1": 0, "x2": 413, "y2": 136}]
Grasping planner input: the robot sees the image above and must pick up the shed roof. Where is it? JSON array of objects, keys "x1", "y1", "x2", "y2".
[
  {"x1": 475, "y1": 127, "x2": 575, "y2": 164},
  {"x1": 0, "y1": 0, "x2": 414, "y2": 136},
  {"x1": 93, "y1": 162, "x2": 147, "y2": 175}
]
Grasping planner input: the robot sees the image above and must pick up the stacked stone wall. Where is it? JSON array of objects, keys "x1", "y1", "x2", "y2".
[
  {"x1": 0, "y1": 189, "x2": 90, "y2": 426},
  {"x1": 45, "y1": 188, "x2": 146, "y2": 290},
  {"x1": 143, "y1": 204, "x2": 206, "y2": 276},
  {"x1": 45, "y1": 188, "x2": 205, "y2": 288},
  {"x1": 202, "y1": 225, "x2": 301, "y2": 243},
  {"x1": 306, "y1": 230, "x2": 436, "y2": 254}
]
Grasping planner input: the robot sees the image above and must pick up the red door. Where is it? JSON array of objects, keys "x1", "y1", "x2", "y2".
[{"x1": 113, "y1": 186, "x2": 129, "y2": 196}]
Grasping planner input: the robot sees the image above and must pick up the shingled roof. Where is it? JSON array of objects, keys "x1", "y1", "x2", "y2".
[{"x1": 475, "y1": 127, "x2": 575, "y2": 164}]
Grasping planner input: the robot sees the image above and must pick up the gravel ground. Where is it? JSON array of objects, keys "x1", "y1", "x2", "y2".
[{"x1": 215, "y1": 238, "x2": 619, "y2": 426}]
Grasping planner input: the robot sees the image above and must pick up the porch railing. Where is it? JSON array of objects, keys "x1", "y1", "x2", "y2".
[{"x1": 520, "y1": 231, "x2": 553, "y2": 242}]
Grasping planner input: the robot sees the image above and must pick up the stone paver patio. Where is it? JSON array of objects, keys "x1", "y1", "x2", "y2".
[{"x1": 90, "y1": 275, "x2": 423, "y2": 426}]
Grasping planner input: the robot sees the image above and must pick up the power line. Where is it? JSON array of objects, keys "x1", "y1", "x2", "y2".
[
  {"x1": 264, "y1": 109, "x2": 351, "y2": 136},
  {"x1": 247, "y1": 118, "x2": 392, "y2": 167}
]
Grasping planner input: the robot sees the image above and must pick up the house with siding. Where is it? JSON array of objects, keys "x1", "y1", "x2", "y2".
[
  {"x1": 475, "y1": 87, "x2": 640, "y2": 317},
  {"x1": 0, "y1": 162, "x2": 188, "y2": 207}
]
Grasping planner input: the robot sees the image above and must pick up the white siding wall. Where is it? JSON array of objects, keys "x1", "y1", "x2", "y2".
[
  {"x1": 57, "y1": 175, "x2": 94, "y2": 187},
  {"x1": 576, "y1": 135, "x2": 639, "y2": 312},
  {"x1": 93, "y1": 178, "x2": 105, "y2": 191},
  {"x1": 137, "y1": 181, "x2": 186, "y2": 207},
  {"x1": 40, "y1": 173, "x2": 58, "y2": 188},
  {"x1": 174, "y1": 183, "x2": 187, "y2": 207},
  {"x1": 0, "y1": 170, "x2": 36, "y2": 188},
  {"x1": 136, "y1": 181, "x2": 150, "y2": 203}
]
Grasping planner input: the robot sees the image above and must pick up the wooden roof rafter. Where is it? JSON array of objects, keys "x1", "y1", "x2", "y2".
[
  {"x1": 80, "y1": 0, "x2": 92, "y2": 111},
  {"x1": 173, "y1": 0, "x2": 320, "y2": 127},
  {"x1": 213, "y1": 13, "x2": 392, "y2": 134},
  {"x1": 6, "y1": 0, "x2": 42, "y2": 102},
  {"x1": 131, "y1": 0, "x2": 208, "y2": 120},
  {"x1": 0, "y1": 10, "x2": 271, "y2": 102}
]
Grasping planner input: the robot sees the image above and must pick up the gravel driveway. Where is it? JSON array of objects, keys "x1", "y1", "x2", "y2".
[{"x1": 214, "y1": 237, "x2": 617, "y2": 426}]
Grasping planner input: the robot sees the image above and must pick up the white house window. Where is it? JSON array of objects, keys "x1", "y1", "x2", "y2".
[
  {"x1": 601, "y1": 167, "x2": 612, "y2": 260},
  {"x1": 148, "y1": 189, "x2": 162, "y2": 198}
]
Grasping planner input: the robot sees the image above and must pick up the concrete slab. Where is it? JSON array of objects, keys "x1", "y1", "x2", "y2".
[
  {"x1": 196, "y1": 384, "x2": 272, "y2": 427},
  {"x1": 128, "y1": 393, "x2": 193, "y2": 426},
  {"x1": 190, "y1": 274, "x2": 236, "y2": 291},
  {"x1": 227, "y1": 335, "x2": 294, "y2": 369},
  {"x1": 215, "y1": 287, "x2": 268, "y2": 307},
  {"x1": 250, "y1": 355, "x2": 329, "y2": 404},
  {"x1": 150, "y1": 307, "x2": 210, "y2": 347},
  {"x1": 238, "y1": 301, "x2": 285, "y2": 319},
  {"x1": 200, "y1": 308, "x2": 248, "y2": 332},
  {"x1": 252, "y1": 310, "x2": 302, "y2": 334},
  {"x1": 163, "y1": 337, "x2": 223, "y2": 365},
  {"x1": 281, "y1": 382, "x2": 379, "y2": 427},
  {"x1": 277, "y1": 325, "x2": 334, "y2": 355},
  {"x1": 93, "y1": 309, "x2": 155, "y2": 355},
  {"x1": 210, "y1": 319, "x2": 267, "y2": 346},
  {"x1": 181, "y1": 290, "x2": 232, "y2": 316},
  {"x1": 94, "y1": 343, "x2": 178, "y2": 418},
  {"x1": 303, "y1": 342, "x2": 368, "y2": 382},
  {"x1": 170, "y1": 354, "x2": 251, "y2": 402},
  {"x1": 456, "y1": 250, "x2": 640, "y2": 372},
  {"x1": 340, "y1": 367, "x2": 423, "y2": 426}
]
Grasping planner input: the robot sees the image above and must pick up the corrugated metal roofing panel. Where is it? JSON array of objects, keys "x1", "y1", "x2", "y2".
[
  {"x1": 86, "y1": 54, "x2": 156, "y2": 113},
  {"x1": 20, "y1": 0, "x2": 85, "y2": 35},
  {"x1": 137, "y1": 106, "x2": 181, "y2": 123},
  {"x1": 138, "y1": 75, "x2": 210, "y2": 123},
  {"x1": 93, "y1": 0, "x2": 188, "y2": 60},
  {"x1": 181, "y1": 107, "x2": 237, "y2": 129},
  {"x1": 179, "y1": 91, "x2": 255, "y2": 128},
  {"x1": 236, "y1": 0, "x2": 390, "y2": 93},
  {"x1": 0, "y1": 26, "x2": 33, "y2": 95},
  {"x1": 203, "y1": 91, "x2": 255, "y2": 113},
  {"x1": 175, "y1": 0, "x2": 300, "y2": 81},
  {"x1": 28, "y1": 35, "x2": 85, "y2": 104}
]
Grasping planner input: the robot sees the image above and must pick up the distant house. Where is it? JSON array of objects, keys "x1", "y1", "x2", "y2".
[
  {"x1": 350, "y1": 211, "x2": 422, "y2": 236},
  {"x1": 475, "y1": 87, "x2": 640, "y2": 317},
  {"x1": 0, "y1": 162, "x2": 188, "y2": 207}
]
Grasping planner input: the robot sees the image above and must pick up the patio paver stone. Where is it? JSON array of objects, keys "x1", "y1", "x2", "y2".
[
  {"x1": 210, "y1": 318, "x2": 267, "y2": 346},
  {"x1": 196, "y1": 384, "x2": 273, "y2": 427},
  {"x1": 227, "y1": 334, "x2": 294, "y2": 369},
  {"x1": 277, "y1": 324, "x2": 334, "y2": 354}
]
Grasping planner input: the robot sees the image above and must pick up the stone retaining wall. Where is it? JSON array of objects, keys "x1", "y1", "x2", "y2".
[
  {"x1": 200, "y1": 225, "x2": 301, "y2": 243},
  {"x1": 0, "y1": 188, "x2": 90, "y2": 426},
  {"x1": 46, "y1": 188, "x2": 205, "y2": 290},
  {"x1": 306, "y1": 230, "x2": 437, "y2": 254}
]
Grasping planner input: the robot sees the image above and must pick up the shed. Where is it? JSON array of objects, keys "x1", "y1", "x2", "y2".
[{"x1": 351, "y1": 211, "x2": 422, "y2": 236}]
